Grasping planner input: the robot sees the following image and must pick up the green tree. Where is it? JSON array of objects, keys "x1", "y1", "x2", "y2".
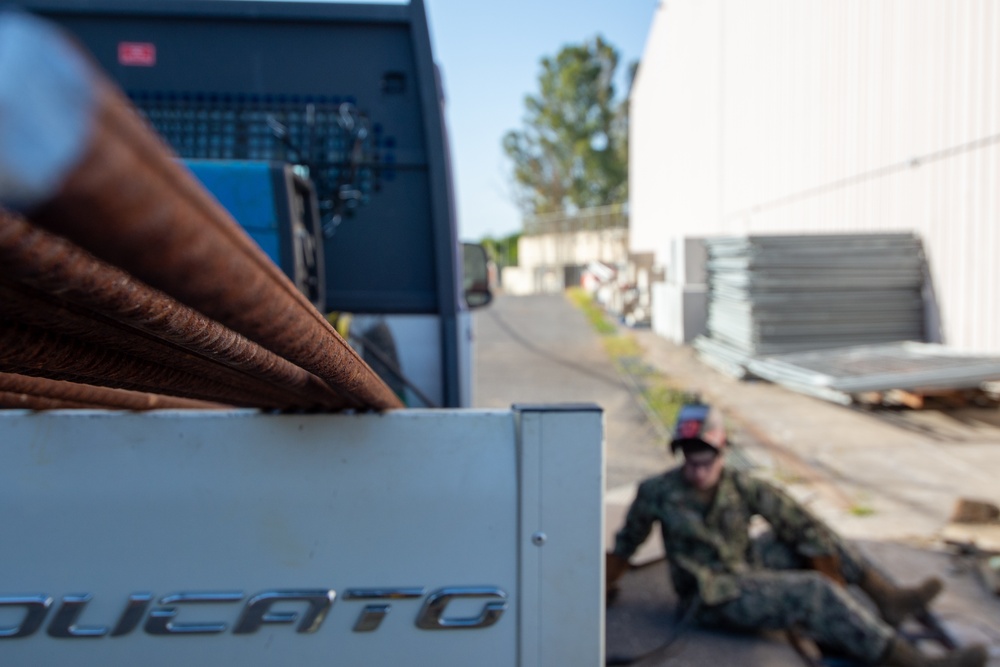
[
  {"x1": 480, "y1": 232, "x2": 521, "y2": 268},
  {"x1": 503, "y1": 36, "x2": 631, "y2": 217}
]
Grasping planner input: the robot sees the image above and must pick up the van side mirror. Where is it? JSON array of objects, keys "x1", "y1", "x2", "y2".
[{"x1": 462, "y1": 242, "x2": 493, "y2": 309}]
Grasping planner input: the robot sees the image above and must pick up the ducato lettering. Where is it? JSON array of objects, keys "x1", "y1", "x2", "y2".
[{"x1": 0, "y1": 587, "x2": 507, "y2": 639}]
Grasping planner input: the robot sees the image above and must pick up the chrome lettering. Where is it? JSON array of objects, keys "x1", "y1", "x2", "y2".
[
  {"x1": 343, "y1": 587, "x2": 424, "y2": 632},
  {"x1": 110, "y1": 593, "x2": 152, "y2": 637},
  {"x1": 415, "y1": 587, "x2": 507, "y2": 630},
  {"x1": 144, "y1": 592, "x2": 243, "y2": 635},
  {"x1": 352, "y1": 603, "x2": 390, "y2": 632},
  {"x1": 0, "y1": 595, "x2": 52, "y2": 638},
  {"x1": 233, "y1": 590, "x2": 335, "y2": 634},
  {"x1": 47, "y1": 594, "x2": 107, "y2": 638},
  {"x1": 0, "y1": 586, "x2": 509, "y2": 638}
]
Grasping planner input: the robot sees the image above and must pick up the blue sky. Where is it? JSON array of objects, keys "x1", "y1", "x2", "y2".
[
  {"x1": 421, "y1": 0, "x2": 658, "y2": 241},
  {"x1": 228, "y1": 0, "x2": 657, "y2": 240}
]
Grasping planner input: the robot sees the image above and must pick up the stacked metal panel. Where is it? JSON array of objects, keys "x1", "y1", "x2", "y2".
[
  {"x1": 696, "y1": 233, "x2": 926, "y2": 373},
  {"x1": 747, "y1": 342, "x2": 1000, "y2": 405}
]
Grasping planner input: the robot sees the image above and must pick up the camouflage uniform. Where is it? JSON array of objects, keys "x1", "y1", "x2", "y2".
[{"x1": 613, "y1": 465, "x2": 894, "y2": 664}]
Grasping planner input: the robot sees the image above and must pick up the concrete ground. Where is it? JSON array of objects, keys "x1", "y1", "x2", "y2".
[
  {"x1": 473, "y1": 292, "x2": 670, "y2": 491},
  {"x1": 473, "y1": 292, "x2": 1000, "y2": 666},
  {"x1": 631, "y1": 328, "x2": 1000, "y2": 546}
]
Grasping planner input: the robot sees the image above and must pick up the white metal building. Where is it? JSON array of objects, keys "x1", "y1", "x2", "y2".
[{"x1": 630, "y1": 0, "x2": 1000, "y2": 353}]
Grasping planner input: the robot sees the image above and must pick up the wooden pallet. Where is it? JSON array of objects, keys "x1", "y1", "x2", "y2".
[{"x1": 856, "y1": 388, "x2": 1000, "y2": 410}]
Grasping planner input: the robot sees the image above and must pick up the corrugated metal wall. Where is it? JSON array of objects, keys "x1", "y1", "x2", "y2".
[{"x1": 631, "y1": 0, "x2": 1000, "y2": 353}]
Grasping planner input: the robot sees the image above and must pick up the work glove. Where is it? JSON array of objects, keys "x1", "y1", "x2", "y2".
[
  {"x1": 606, "y1": 552, "x2": 630, "y2": 606},
  {"x1": 808, "y1": 554, "x2": 846, "y2": 586}
]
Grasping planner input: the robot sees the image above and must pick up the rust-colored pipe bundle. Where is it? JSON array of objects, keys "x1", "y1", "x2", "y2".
[{"x1": 0, "y1": 11, "x2": 402, "y2": 412}]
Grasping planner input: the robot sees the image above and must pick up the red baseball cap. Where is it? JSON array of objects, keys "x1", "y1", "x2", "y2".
[{"x1": 670, "y1": 404, "x2": 726, "y2": 454}]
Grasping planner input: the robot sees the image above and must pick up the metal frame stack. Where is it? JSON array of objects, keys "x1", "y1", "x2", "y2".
[{"x1": 695, "y1": 233, "x2": 927, "y2": 377}]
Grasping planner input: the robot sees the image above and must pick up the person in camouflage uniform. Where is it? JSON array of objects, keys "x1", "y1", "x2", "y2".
[{"x1": 607, "y1": 404, "x2": 987, "y2": 667}]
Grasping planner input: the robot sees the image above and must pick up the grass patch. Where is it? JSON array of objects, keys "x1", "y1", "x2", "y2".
[
  {"x1": 849, "y1": 502, "x2": 876, "y2": 517},
  {"x1": 643, "y1": 382, "x2": 693, "y2": 434},
  {"x1": 603, "y1": 334, "x2": 643, "y2": 360},
  {"x1": 771, "y1": 468, "x2": 807, "y2": 485},
  {"x1": 566, "y1": 287, "x2": 695, "y2": 436},
  {"x1": 567, "y1": 287, "x2": 618, "y2": 336}
]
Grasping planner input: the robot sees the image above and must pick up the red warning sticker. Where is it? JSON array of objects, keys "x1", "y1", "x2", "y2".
[{"x1": 118, "y1": 42, "x2": 156, "y2": 67}]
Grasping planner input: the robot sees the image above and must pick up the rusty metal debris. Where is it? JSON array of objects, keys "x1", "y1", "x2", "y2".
[
  {"x1": 0, "y1": 318, "x2": 292, "y2": 408},
  {"x1": 24, "y1": 75, "x2": 400, "y2": 410},
  {"x1": 0, "y1": 372, "x2": 224, "y2": 411},
  {"x1": 0, "y1": 16, "x2": 402, "y2": 412},
  {"x1": 951, "y1": 499, "x2": 1000, "y2": 525},
  {"x1": 0, "y1": 212, "x2": 355, "y2": 410}
]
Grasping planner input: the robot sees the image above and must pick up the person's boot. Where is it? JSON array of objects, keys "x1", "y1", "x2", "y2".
[
  {"x1": 881, "y1": 636, "x2": 988, "y2": 667},
  {"x1": 860, "y1": 567, "x2": 943, "y2": 626}
]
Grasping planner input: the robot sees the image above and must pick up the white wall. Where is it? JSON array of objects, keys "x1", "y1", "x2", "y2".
[
  {"x1": 514, "y1": 228, "x2": 629, "y2": 293},
  {"x1": 631, "y1": 0, "x2": 1000, "y2": 353},
  {"x1": 519, "y1": 228, "x2": 629, "y2": 269},
  {"x1": 630, "y1": 0, "x2": 723, "y2": 257}
]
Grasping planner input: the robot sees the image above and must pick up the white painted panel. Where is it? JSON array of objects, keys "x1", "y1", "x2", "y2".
[
  {"x1": 516, "y1": 407, "x2": 604, "y2": 667},
  {"x1": 0, "y1": 410, "x2": 520, "y2": 665},
  {"x1": 631, "y1": 0, "x2": 1000, "y2": 352}
]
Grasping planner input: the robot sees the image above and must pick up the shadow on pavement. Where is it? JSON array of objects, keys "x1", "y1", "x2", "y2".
[{"x1": 606, "y1": 559, "x2": 806, "y2": 667}]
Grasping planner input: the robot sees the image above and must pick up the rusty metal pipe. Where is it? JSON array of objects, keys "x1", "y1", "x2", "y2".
[
  {"x1": 0, "y1": 209, "x2": 354, "y2": 410},
  {"x1": 0, "y1": 320, "x2": 295, "y2": 408},
  {"x1": 1, "y1": 392, "x2": 96, "y2": 410},
  {"x1": 0, "y1": 13, "x2": 401, "y2": 411},
  {"x1": 0, "y1": 280, "x2": 320, "y2": 410},
  {"x1": 0, "y1": 372, "x2": 225, "y2": 410}
]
